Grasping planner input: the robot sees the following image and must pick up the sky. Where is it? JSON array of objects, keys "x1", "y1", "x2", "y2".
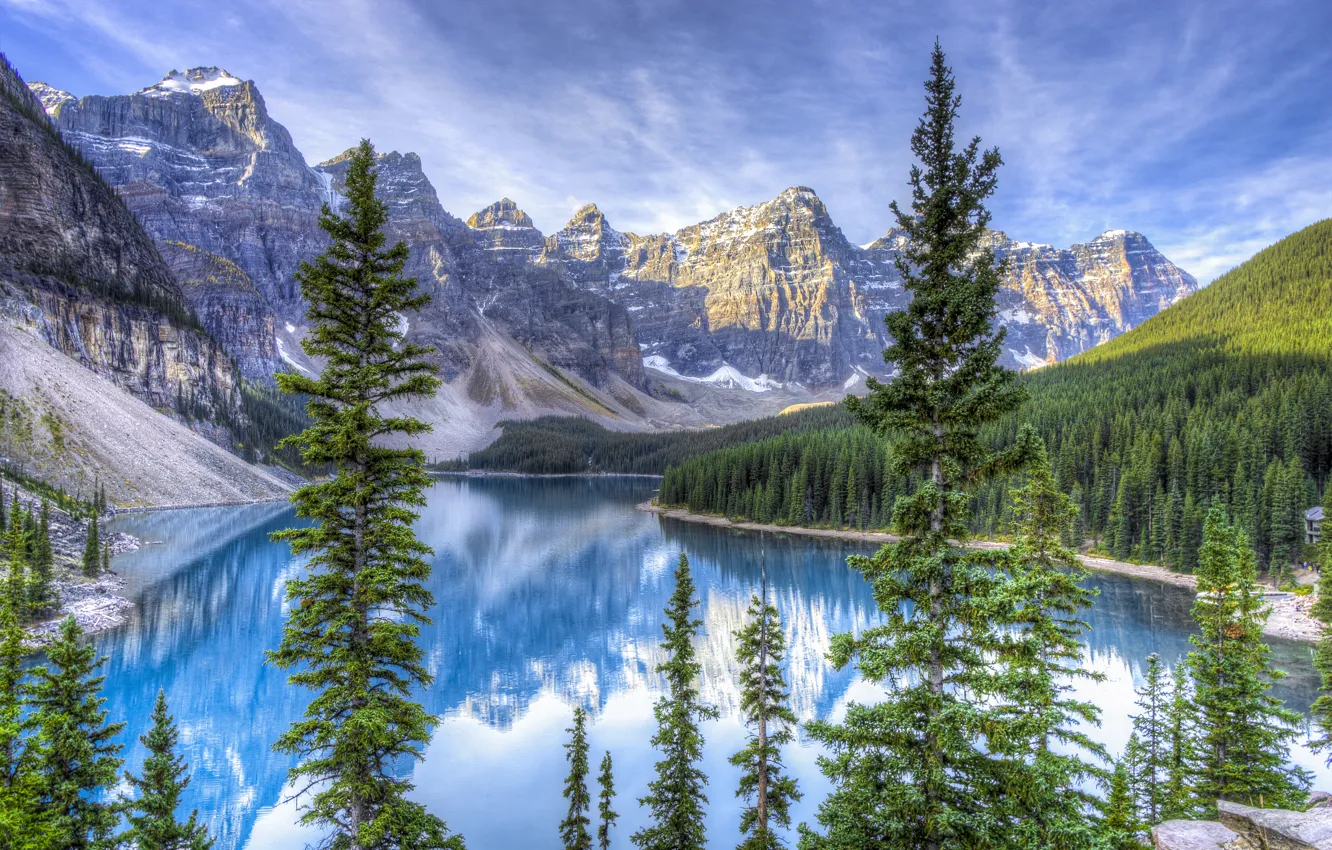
[{"x1": 2, "y1": 0, "x2": 1329, "y2": 282}]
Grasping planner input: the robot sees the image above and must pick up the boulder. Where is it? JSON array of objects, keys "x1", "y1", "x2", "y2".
[
  {"x1": 1217, "y1": 799, "x2": 1332, "y2": 849},
  {"x1": 1308, "y1": 791, "x2": 1332, "y2": 810},
  {"x1": 1152, "y1": 819, "x2": 1239, "y2": 850}
]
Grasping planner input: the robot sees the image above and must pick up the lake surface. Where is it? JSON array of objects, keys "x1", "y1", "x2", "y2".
[{"x1": 100, "y1": 476, "x2": 1328, "y2": 849}]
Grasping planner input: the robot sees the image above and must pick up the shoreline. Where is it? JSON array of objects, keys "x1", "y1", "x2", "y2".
[
  {"x1": 432, "y1": 470, "x2": 665, "y2": 480},
  {"x1": 110, "y1": 493, "x2": 293, "y2": 514},
  {"x1": 640, "y1": 502, "x2": 1325, "y2": 645},
  {"x1": 15, "y1": 494, "x2": 293, "y2": 650}
]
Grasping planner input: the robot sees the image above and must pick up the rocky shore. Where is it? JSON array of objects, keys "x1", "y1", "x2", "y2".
[{"x1": 640, "y1": 502, "x2": 1326, "y2": 645}]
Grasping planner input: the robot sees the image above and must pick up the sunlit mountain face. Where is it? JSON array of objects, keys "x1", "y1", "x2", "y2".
[{"x1": 98, "y1": 477, "x2": 1327, "y2": 850}]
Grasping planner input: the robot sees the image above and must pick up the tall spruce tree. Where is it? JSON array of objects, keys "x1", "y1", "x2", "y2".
[
  {"x1": 4, "y1": 505, "x2": 29, "y2": 625},
  {"x1": 1127, "y1": 654, "x2": 1169, "y2": 826},
  {"x1": 28, "y1": 617, "x2": 124, "y2": 850},
  {"x1": 1310, "y1": 487, "x2": 1332, "y2": 762},
  {"x1": 633, "y1": 553, "x2": 716, "y2": 850},
  {"x1": 560, "y1": 707, "x2": 593, "y2": 850},
  {"x1": 730, "y1": 551, "x2": 800, "y2": 849},
  {"x1": 27, "y1": 502, "x2": 54, "y2": 619},
  {"x1": 597, "y1": 751, "x2": 617, "y2": 850},
  {"x1": 267, "y1": 139, "x2": 459, "y2": 850},
  {"x1": 997, "y1": 429, "x2": 1104, "y2": 849},
  {"x1": 801, "y1": 42, "x2": 1028, "y2": 850},
  {"x1": 1187, "y1": 507, "x2": 1309, "y2": 813},
  {"x1": 81, "y1": 516, "x2": 99, "y2": 577},
  {"x1": 1161, "y1": 663, "x2": 1198, "y2": 821},
  {"x1": 121, "y1": 690, "x2": 212, "y2": 850},
  {"x1": 0, "y1": 590, "x2": 48, "y2": 849}
]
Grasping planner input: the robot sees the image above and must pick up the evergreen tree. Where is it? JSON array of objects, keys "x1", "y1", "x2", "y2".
[
  {"x1": 0, "y1": 590, "x2": 48, "y2": 849},
  {"x1": 1127, "y1": 654, "x2": 1169, "y2": 826},
  {"x1": 1161, "y1": 663, "x2": 1198, "y2": 821},
  {"x1": 121, "y1": 690, "x2": 212, "y2": 850},
  {"x1": 101, "y1": 541, "x2": 110, "y2": 576},
  {"x1": 1187, "y1": 507, "x2": 1309, "y2": 813},
  {"x1": 633, "y1": 553, "x2": 717, "y2": 850},
  {"x1": 560, "y1": 707, "x2": 593, "y2": 850},
  {"x1": 1309, "y1": 487, "x2": 1332, "y2": 764},
  {"x1": 1100, "y1": 760, "x2": 1147, "y2": 850},
  {"x1": 28, "y1": 617, "x2": 124, "y2": 849},
  {"x1": 730, "y1": 552, "x2": 800, "y2": 849},
  {"x1": 597, "y1": 751, "x2": 617, "y2": 850},
  {"x1": 801, "y1": 43, "x2": 1027, "y2": 850},
  {"x1": 26, "y1": 502, "x2": 54, "y2": 619},
  {"x1": 267, "y1": 139, "x2": 459, "y2": 850},
  {"x1": 81, "y1": 516, "x2": 99, "y2": 577},
  {"x1": 4, "y1": 502, "x2": 29, "y2": 624},
  {"x1": 996, "y1": 428, "x2": 1103, "y2": 849}
]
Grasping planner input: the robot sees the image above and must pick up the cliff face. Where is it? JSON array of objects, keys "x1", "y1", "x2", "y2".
[
  {"x1": 0, "y1": 54, "x2": 244, "y2": 439},
  {"x1": 31, "y1": 63, "x2": 1197, "y2": 404},
  {"x1": 312, "y1": 153, "x2": 646, "y2": 391},
  {"x1": 157, "y1": 241, "x2": 278, "y2": 381},
  {"x1": 40, "y1": 70, "x2": 645, "y2": 393},
  {"x1": 542, "y1": 189, "x2": 1198, "y2": 385},
  {"x1": 39, "y1": 68, "x2": 328, "y2": 324}
]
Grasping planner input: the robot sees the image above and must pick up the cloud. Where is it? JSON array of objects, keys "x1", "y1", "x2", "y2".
[{"x1": 2, "y1": 0, "x2": 1329, "y2": 281}]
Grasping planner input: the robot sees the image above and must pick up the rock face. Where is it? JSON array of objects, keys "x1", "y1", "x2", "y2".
[
  {"x1": 28, "y1": 63, "x2": 1197, "y2": 412},
  {"x1": 542, "y1": 188, "x2": 1198, "y2": 386},
  {"x1": 313, "y1": 153, "x2": 645, "y2": 391},
  {"x1": 0, "y1": 53, "x2": 244, "y2": 441},
  {"x1": 157, "y1": 241, "x2": 278, "y2": 381},
  {"x1": 40, "y1": 70, "x2": 645, "y2": 394},
  {"x1": 38, "y1": 66, "x2": 328, "y2": 329}
]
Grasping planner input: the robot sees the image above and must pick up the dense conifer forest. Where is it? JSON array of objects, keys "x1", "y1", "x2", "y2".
[
  {"x1": 444, "y1": 405, "x2": 854, "y2": 475},
  {"x1": 653, "y1": 218, "x2": 1332, "y2": 574}
]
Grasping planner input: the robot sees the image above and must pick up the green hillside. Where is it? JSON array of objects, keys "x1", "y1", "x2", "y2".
[{"x1": 658, "y1": 219, "x2": 1332, "y2": 574}]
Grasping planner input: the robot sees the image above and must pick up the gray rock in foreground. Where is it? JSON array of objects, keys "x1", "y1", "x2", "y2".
[
  {"x1": 1152, "y1": 819, "x2": 1238, "y2": 850},
  {"x1": 1217, "y1": 798, "x2": 1332, "y2": 849}
]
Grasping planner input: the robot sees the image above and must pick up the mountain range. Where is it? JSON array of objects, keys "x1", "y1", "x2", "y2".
[{"x1": 5, "y1": 59, "x2": 1201, "y2": 479}]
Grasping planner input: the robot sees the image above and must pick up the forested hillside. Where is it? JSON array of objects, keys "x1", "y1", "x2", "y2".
[
  {"x1": 448, "y1": 404, "x2": 854, "y2": 475},
  {"x1": 658, "y1": 219, "x2": 1332, "y2": 574}
]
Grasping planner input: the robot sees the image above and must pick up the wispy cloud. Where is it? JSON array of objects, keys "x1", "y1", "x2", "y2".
[{"x1": 2, "y1": 0, "x2": 1329, "y2": 281}]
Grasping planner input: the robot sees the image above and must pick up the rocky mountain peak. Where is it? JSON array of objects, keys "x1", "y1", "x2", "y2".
[
  {"x1": 467, "y1": 199, "x2": 544, "y2": 257},
  {"x1": 27, "y1": 81, "x2": 74, "y2": 116},
  {"x1": 567, "y1": 202, "x2": 609, "y2": 228},
  {"x1": 549, "y1": 203, "x2": 625, "y2": 264},
  {"x1": 467, "y1": 198, "x2": 535, "y2": 230},
  {"x1": 139, "y1": 67, "x2": 247, "y2": 99}
]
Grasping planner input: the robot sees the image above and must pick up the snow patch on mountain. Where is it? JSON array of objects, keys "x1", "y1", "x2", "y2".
[
  {"x1": 141, "y1": 68, "x2": 244, "y2": 98},
  {"x1": 275, "y1": 336, "x2": 311, "y2": 374},
  {"x1": 643, "y1": 356, "x2": 785, "y2": 393},
  {"x1": 1009, "y1": 346, "x2": 1050, "y2": 371}
]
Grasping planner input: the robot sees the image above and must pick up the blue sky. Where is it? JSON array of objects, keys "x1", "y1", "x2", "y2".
[{"x1": 2, "y1": 0, "x2": 1329, "y2": 281}]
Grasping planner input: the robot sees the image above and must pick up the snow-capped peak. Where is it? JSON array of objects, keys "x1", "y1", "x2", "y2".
[
  {"x1": 27, "y1": 81, "x2": 74, "y2": 115},
  {"x1": 140, "y1": 67, "x2": 245, "y2": 98}
]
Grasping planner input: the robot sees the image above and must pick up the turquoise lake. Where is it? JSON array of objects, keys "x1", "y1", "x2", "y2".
[{"x1": 99, "y1": 476, "x2": 1328, "y2": 849}]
